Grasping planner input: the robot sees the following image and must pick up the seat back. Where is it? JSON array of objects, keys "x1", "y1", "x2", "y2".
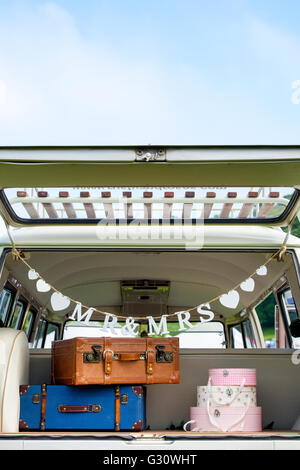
[{"x1": 0, "y1": 329, "x2": 29, "y2": 432}]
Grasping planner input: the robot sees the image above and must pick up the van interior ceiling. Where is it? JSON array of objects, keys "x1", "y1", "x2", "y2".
[{"x1": 0, "y1": 249, "x2": 295, "y2": 325}]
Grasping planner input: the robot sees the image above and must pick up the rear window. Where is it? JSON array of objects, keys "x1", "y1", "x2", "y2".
[
  {"x1": 63, "y1": 320, "x2": 225, "y2": 349},
  {"x1": 1, "y1": 186, "x2": 296, "y2": 224}
]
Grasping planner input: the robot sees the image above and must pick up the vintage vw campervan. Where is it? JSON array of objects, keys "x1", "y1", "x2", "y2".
[{"x1": 1, "y1": 146, "x2": 300, "y2": 450}]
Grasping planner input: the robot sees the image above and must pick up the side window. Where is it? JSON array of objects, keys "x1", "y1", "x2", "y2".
[
  {"x1": 278, "y1": 288, "x2": 299, "y2": 348},
  {"x1": 33, "y1": 318, "x2": 47, "y2": 348},
  {"x1": 44, "y1": 323, "x2": 60, "y2": 348},
  {"x1": 242, "y1": 319, "x2": 257, "y2": 348},
  {"x1": 230, "y1": 324, "x2": 245, "y2": 348},
  {"x1": 33, "y1": 318, "x2": 59, "y2": 348},
  {"x1": 229, "y1": 319, "x2": 257, "y2": 349},
  {"x1": 8, "y1": 299, "x2": 26, "y2": 330},
  {"x1": 22, "y1": 308, "x2": 36, "y2": 338},
  {"x1": 0, "y1": 288, "x2": 13, "y2": 325},
  {"x1": 255, "y1": 289, "x2": 296, "y2": 348},
  {"x1": 255, "y1": 293, "x2": 277, "y2": 348}
]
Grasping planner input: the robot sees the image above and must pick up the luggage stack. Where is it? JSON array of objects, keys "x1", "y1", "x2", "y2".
[
  {"x1": 19, "y1": 336, "x2": 180, "y2": 431},
  {"x1": 185, "y1": 368, "x2": 262, "y2": 432}
]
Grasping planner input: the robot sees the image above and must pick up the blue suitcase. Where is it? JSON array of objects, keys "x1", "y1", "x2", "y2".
[{"x1": 19, "y1": 384, "x2": 146, "y2": 431}]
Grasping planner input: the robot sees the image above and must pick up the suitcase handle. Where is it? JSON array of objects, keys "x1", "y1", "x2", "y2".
[
  {"x1": 57, "y1": 404, "x2": 102, "y2": 413},
  {"x1": 117, "y1": 353, "x2": 142, "y2": 361}
]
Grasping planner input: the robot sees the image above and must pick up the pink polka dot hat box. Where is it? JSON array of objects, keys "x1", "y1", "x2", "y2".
[
  {"x1": 197, "y1": 385, "x2": 257, "y2": 407},
  {"x1": 208, "y1": 368, "x2": 257, "y2": 386}
]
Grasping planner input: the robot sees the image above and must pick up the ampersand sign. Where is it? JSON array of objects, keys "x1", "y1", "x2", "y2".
[{"x1": 121, "y1": 317, "x2": 140, "y2": 336}]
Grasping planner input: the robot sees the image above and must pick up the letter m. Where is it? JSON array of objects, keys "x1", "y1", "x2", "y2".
[
  {"x1": 69, "y1": 303, "x2": 94, "y2": 324},
  {"x1": 147, "y1": 315, "x2": 169, "y2": 336}
]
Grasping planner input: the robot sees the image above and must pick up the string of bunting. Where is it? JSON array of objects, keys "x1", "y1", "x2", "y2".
[
  {"x1": 5, "y1": 220, "x2": 289, "y2": 335},
  {"x1": 11, "y1": 244, "x2": 286, "y2": 321}
]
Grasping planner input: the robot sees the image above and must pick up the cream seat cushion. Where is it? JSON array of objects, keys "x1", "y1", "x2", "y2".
[{"x1": 0, "y1": 329, "x2": 29, "y2": 432}]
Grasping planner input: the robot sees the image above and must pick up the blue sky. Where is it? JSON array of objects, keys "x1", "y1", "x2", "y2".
[{"x1": 0, "y1": 0, "x2": 300, "y2": 145}]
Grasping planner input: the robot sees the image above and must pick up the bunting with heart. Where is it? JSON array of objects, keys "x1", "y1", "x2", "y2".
[{"x1": 13, "y1": 248, "x2": 280, "y2": 336}]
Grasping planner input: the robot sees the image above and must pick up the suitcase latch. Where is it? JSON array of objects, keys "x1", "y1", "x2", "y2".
[
  {"x1": 83, "y1": 344, "x2": 102, "y2": 363},
  {"x1": 121, "y1": 394, "x2": 128, "y2": 405},
  {"x1": 32, "y1": 393, "x2": 40, "y2": 404},
  {"x1": 155, "y1": 345, "x2": 173, "y2": 363}
]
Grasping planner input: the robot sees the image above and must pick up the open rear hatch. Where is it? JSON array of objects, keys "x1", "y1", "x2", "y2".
[
  {"x1": 0, "y1": 145, "x2": 300, "y2": 227},
  {"x1": 1, "y1": 146, "x2": 300, "y2": 447}
]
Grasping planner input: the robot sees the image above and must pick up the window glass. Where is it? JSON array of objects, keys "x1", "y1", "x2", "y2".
[
  {"x1": 63, "y1": 321, "x2": 141, "y2": 339},
  {"x1": 63, "y1": 320, "x2": 225, "y2": 348},
  {"x1": 255, "y1": 293, "x2": 276, "y2": 348},
  {"x1": 3, "y1": 186, "x2": 294, "y2": 223},
  {"x1": 0, "y1": 288, "x2": 13, "y2": 324},
  {"x1": 279, "y1": 289, "x2": 299, "y2": 348},
  {"x1": 22, "y1": 309, "x2": 35, "y2": 338},
  {"x1": 243, "y1": 319, "x2": 257, "y2": 348},
  {"x1": 9, "y1": 300, "x2": 25, "y2": 330},
  {"x1": 44, "y1": 323, "x2": 59, "y2": 348},
  {"x1": 167, "y1": 322, "x2": 226, "y2": 349},
  {"x1": 230, "y1": 324, "x2": 245, "y2": 348},
  {"x1": 33, "y1": 318, "x2": 47, "y2": 348},
  {"x1": 281, "y1": 289, "x2": 298, "y2": 323}
]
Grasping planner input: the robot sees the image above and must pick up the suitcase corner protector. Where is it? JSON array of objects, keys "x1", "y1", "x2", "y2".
[
  {"x1": 132, "y1": 386, "x2": 144, "y2": 397},
  {"x1": 131, "y1": 420, "x2": 144, "y2": 431},
  {"x1": 20, "y1": 385, "x2": 30, "y2": 395},
  {"x1": 19, "y1": 419, "x2": 29, "y2": 430}
]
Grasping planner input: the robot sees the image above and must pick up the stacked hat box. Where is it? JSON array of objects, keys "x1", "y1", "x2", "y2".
[{"x1": 185, "y1": 368, "x2": 262, "y2": 433}]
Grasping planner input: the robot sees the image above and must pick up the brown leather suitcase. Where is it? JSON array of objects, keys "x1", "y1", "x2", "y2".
[{"x1": 51, "y1": 337, "x2": 180, "y2": 385}]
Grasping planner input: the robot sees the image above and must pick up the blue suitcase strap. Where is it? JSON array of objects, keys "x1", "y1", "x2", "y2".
[{"x1": 115, "y1": 385, "x2": 120, "y2": 431}]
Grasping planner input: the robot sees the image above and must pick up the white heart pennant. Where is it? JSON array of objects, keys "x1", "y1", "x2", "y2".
[
  {"x1": 51, "y1": 292, "x2": 71, "y2": 311},
  {"x1": 36, "y1": 279, "x2": 51, "y2": 292},
  {"x1": 20, "y1": 244, "x2": 274, "y2": 326},
  {"x1": 256, "y1": 265, "x2": 267, "y2": 276},
  {"x1": 219, "y1": 290, "x2": 240, "y2": 309},
  {"x1": 28, "y1": 269, "x2": 39, "y2": 280},
  {"x1": 240, "y1": 278, "x2": 255, "y2": 292}
]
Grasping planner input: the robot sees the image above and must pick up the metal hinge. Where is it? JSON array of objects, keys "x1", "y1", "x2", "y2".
[{"x1": 135, "y1": 148, "x2": 166, "y2": 162}]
